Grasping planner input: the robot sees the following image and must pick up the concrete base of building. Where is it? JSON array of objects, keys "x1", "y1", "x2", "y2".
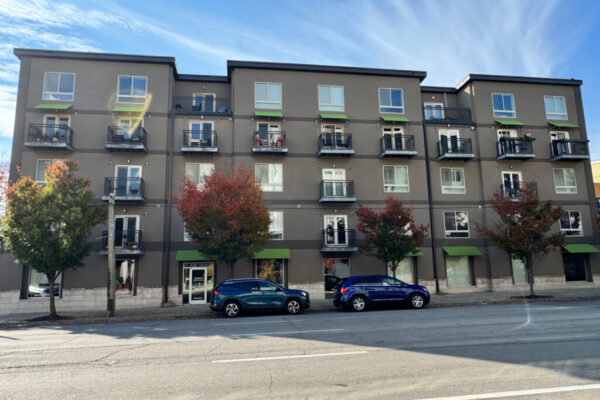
[{"x1": 435, "y1": 276, "x2": 600, "y2": 294}]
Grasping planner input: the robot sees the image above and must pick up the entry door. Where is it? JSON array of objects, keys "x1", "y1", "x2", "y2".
[
  {"x1": 383, "y1": 127, "x2": 403, "y2": 150},
  {"x1": 44, "y1": 115, "x2": 69, "y2": 137},
  {"x1": 498, "y1": 129, "x2": 518, "y2": 153},
  {"x1": 563, "y1": 254, "x2": 587, "y2": 281},
  {"x1": 183, "y1": 264, "x2": 214, "y2": 304},
  {"x1": 322, "y1": 169, "x2": 346, "y2": 197},
  {"x1": 550, "y1": 131, "x2": 570, "y2": 155},
  {"x1": 322, "y1": 124, "x2": 343, "y2": 146},
  {"x1": 114, "y1": 216, "x2": 138, "y2": 248},
  {"x1": 501, "y1": 171, "x2": 522, "y2": 198},
  {"x1": 257, "y1": 122, "x2": 280, "y2": 145},
  {"x1": 440, "y1": 130, "x2": 460, "y2": 153},
  {"x1": 189, "y1": 122, "x2": 213, "y2": 146},
  {"x1": 116, "y1": 165, "x2": 141, "y2": 196},
  {"x1": 324, "y1": 215, "x2": 348, "y2": 246},
  {"x1": 193, "y1": 93, "x2": 215, "y2": 112}
]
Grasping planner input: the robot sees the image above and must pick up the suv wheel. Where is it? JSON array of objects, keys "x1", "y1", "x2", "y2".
[
  {"x1": 223, "y1": 301, "x2": 241, "y2": 317},
  {"x1": 409, "y1": 293, "x2": 425, "y2": 309},
  {"x1": 285, "y1": 298, "x2": 301, "y2": 315},
  {"x1": 350, "y1": 295, "x2": 367, "y2": 312}
]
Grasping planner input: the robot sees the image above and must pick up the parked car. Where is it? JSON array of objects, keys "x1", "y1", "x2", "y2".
[
  {"x1": 210, "y1": 278, "x2": 310, "y2": 318},
  {"x1": 333, "y1": 275, "x2": 429, "y2": 311}
]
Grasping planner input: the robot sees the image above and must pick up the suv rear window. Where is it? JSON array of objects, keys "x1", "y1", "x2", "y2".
[{"x1": 352, "y1": 276, "x2": 382, "y2": 286}]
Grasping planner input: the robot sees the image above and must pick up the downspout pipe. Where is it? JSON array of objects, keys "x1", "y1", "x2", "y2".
[{"x1": 161, "y1": 110, "x2": 175, "y2": 304}]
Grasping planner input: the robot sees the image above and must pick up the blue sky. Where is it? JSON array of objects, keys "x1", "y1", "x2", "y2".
[{"x1": 0, "y1": 0, "x2": 599, "y2": 161}]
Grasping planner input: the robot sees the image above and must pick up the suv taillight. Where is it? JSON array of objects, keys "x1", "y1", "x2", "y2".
[
  {"x1": 213, "y1": 289, "x2": 219, "y2": 296},
  {"x1": 340, "y1": 287, "x2": 348, "y2": 294}
]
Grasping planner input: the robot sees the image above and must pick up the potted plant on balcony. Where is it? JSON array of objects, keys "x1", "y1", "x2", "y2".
[
  {"x1": 276, "y1": 135, "x2": 285, "y2": 147},
  {"x1": 524, "y1": 131, "x2": 535, "y2": 142}
]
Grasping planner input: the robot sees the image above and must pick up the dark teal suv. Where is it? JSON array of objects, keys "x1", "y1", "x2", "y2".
[{"x1": 210, "y1": 279, "x2": 310, "y2": 317}]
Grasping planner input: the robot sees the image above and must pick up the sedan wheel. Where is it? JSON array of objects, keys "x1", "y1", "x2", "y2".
[
  {"x1": 286, "y1": 299, "x2": 301, "y2": 315},
  {"x1": 351, "y1": 296, "x2": 366, "y2": 312},
  {"x1": 410, "y1": 293, "x2": 425, "y2": 309},
  {"x1": 224, "y1": 301, "x2": 240, "y2": 317}
]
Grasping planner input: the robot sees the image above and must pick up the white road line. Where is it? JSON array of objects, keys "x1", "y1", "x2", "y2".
[
  {"x1": 412, "y1": 383, "x2": 600, "y2": 400},
  {"x1": 212, "y1": 350, "x2": 367, "y2": 363},
  {"x1": 230, "y1": 328, "x2": 344, "y2": 337},
  {"x1": 213, "y1": 319, "x2": 302, "y2": 326}
]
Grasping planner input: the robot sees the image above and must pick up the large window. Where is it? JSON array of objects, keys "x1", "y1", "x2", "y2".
[
  {"x1": 544, "y1": 96, "x2": 567, "y2": 120},
  {"x1": 387, "y1": 258, "x2": 414, "y2": 284},
  {"x1": 560, "y1": 211, "x2": 583, "y2": 236},
  {"x1": 268, "y1": 211, "x2": 283, "y2": 240},
  {"x1": 256, "y1": 259, "x2": 284, "y2": 285},
  {"x1": 324, "y1": 258, "x2": 350, "y2": 291},
  {"x1": 185, "y1": 163, "x2": 214, "y2": 187},
  {"x1": 116, "y1": 260, "x2": 136, "y2": 295},
  {"x1": 383, "y1": 165, "x2": 409, "y2": 193},
  {"x1": 440, "y1": 168, "x2": 465, "y2": 194},
  {"x1": 379, "y1": 88, "x2": 404, "y2": 113},
  {"x1": 255, "y1": 82, "x2": 282, "y2": 109},
  {"x1": 28, "y1": 268, "x2": 61, "y2": 298},
  {"x1": 446, "y1": 256, "x2": 472, "y2": 287},
  {"x1": 424, "y1": 102, "x2": 444, "y2": 120},
  {"x1": 117, "y1": 75, "x2": 147, "y2": 103},
  {"x1": 43, "y1": 72, "x2": 75, "y2": 101},
  {"x1": 511, "y1": 258, "x2": 528, "y2": 284},
  {"x1": 36, "y1": 159, "x2": 57, "y2": 183},
  {"x1": 553, "y1": 168, "x2": 577, "y2": 194},
  {"x1": 444, "y1": 211, "x2": 469, "y2": 238},
  {"x1": 255, "y1": 163, "x2": 283, "y2": 192},
  {"x1": 318, "y1": 85, "x2": 344, "y2": 112},
  {"x1": 492, "y1": 93, "x2": 516, "y2": 118}
]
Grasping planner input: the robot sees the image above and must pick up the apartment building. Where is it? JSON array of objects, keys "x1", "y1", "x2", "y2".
[{"x1": 0, "y1": 48, "x2": 598, "y2": 315}]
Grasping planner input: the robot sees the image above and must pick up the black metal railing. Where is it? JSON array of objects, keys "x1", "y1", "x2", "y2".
[
  {"x1": 497, "y1": 138, "x2": 534, "y2": 156},
  {"x1": 27, "y1": 124, "x2": 72, "y2": 145},
  {"x1": 320, "y1": 180, "x2": 355, "y2": 199},
  {"x1": 318, "y1": 132, "x2": 353, "y2": 151},
  {"x1": 424, "y1": 106, "x2": 472, "y2": 123},
  {"x1": 252, "y1": 131, "x2": 287, "y2": 150},
  {"x1": 172, "y1": 96, "x2": 231, "y2": 113},
  {"x1": 183, "y1": 130, "x2": 217, "y2": 148},
  {"x1": 102, "y1": 230, "x2": 143, "y2": 250},
  {"x1": 438, "y1": 138, "x2": 473, "y2": 157},
  {"x1": 321, "y1": 229, "x2": 357, "y2": 248},
  {"x1": 550, "y1": 139, "x2": 589, "y2": 158},
  {"x1": 103, "y1": 177, "x2": 145, "y2": 198},
  {"x1": 107, "y1": 126, "x2": 147, "y2": 146},
  {"x1": 500, "y1": 182, "x2": 537, "y2": 200},
  {"x1": 380, "y1": 134, "x2": 415, "y2": 153}
]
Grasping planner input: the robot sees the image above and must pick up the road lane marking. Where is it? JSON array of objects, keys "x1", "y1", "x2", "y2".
[
  {"x1": 212, "y1": 350, "x2": 367, "y2": 363},
  {"x1": 213, "y1": 319, "x2": 302, "y2": 326},
  {"x1": 230, "y1": 328, "x2": 344, "y2": 337},
  {"x1": 412, "y1": 383, "x2": 600, "y2": 400}
]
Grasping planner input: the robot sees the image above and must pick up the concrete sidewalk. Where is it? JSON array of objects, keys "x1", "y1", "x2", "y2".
[{"x1": 1, "y1": 287, "x2": 599, "y2": 328}]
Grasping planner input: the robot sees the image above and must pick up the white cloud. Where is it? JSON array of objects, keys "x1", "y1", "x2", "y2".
[{"x1": 0, "y1": 84, "x2": 17, "y2": 138}]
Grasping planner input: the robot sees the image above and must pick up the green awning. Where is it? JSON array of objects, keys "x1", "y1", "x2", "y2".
[
  {"x1": 563, "y1": 244, "x2": 599, "y2": 254},
  {"x1": 496, "y1": 119, "x2": 524, "y2": 126},
  {"x1": 176, "y1": 250, "x2": 212, "y2": 262},
  {"x1": 253, "y1": 249, "x2": 291, "y2": 259},
  {"x1": 320, "y1": 113, "x2": 348, "y2": 120},
  {"x1": 549, "y1": 121, "x2": 578, "y2": 128},
  {"x1": 443, "y1": 246, "x2": 482, "y2": 256},
  {"x1": 255, "y1": 111, "x2": 283, "y2": 118},
  {"x1": 112, "y1": 106, "x2": 146, "y2": 112},
  {"x1": 407, "y1": 248, "x2": 424, "y2": 256},
  {"x1": 381, "y1": 115, "x2": 409, "y2": 123},
  {"x1": 35, "y1": 103, "x2": 72, "y2": 110}
]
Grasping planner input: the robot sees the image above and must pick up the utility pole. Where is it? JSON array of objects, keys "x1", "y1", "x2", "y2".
[{"x1": 107, "y1": 192, "x2": 116, "y2": 317}]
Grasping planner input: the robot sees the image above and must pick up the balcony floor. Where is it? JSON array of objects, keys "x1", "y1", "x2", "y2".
[
  {"x1": 320, "y1": 246, "x2": 358, "y2": 253},
  {"x1": 319, "y1": 197, "x2": 357, "y2": 203},
  {"x1": 105, "y1": 143, "x2": 148, "y2": 152},
  {"x1": 99, "y1": 248, "x2": 144, "y2": 257},
  {"x1": 497, "y1": 154, "x2": 536, "y2": 160},
  {"x1": 24, "y1": 141, "x2": 73, "y2": 151},
  {"x1": 317, "y1": 149, "x2": 355, "y2": 156},
  {"x1": 101, "y1": 195, "x2": 146, "y2": 202},
  {"x1": 437, "y1": 153, "x2": 475, "y2": 161},
  {"x1": 181, "y1": 147, "x2": 219, "y2": 153},
  {"x1": 379, "y1": 150, "x2": 417, "y2": 158},
  {"x1": 550, "y1": 154, "x2": 590, "y2": 161},
  {"x1": 253, "y1": 147, "x2": 288, "y2": 154}
]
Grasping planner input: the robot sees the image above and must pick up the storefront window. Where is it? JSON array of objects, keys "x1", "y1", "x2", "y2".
[
  {"x1": 323, "y1": 258, "x2": 350, "y2": 291},
  {"x1": 28, "y1": 268, "x2": 61, "y2": 298},
  {"x1": 256, "y1": 259, "x2": 284, "y2": 285},
  {"x1": 387, "y1": 258, "x2": 414, "y2": 284},
  {"x1": 511, "y1": 258, "x2": 528, "y2": 284},
  {"x1": 116, "y1": 260, "x2": 135, "y2": 295},
  {"x1": 446, "y1": 256, "x2": 471, "y2": 287}
]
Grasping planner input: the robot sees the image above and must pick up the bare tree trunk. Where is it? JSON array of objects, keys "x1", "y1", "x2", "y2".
[
  {"x1": 47, "y1": 273, "x2": 58, "y2": 319},
  {"x1": 525, "y1": 256, "x2": 535, "y2": 297}
]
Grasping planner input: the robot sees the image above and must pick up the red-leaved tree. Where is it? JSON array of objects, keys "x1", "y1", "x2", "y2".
[
  {"x1": 175, "y1": 167, "x2": 270, "y2": 275},
  {"x1": 356, "y1": 197, "x2": 428, "y2": 279},
  {"x1": 477, "y1": 188, "x2": 565, "y2": 297}
]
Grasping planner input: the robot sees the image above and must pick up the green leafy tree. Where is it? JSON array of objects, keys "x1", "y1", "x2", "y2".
[
  {"x1": 1, "y1": 160, "x2": 105, "y2": 318},
  {"x1": 356, "y1": 197, "x2": 428, "y2": 279}
]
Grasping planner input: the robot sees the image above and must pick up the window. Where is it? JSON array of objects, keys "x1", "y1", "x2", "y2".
[
  {"x1": 383, "y1": 165, "x2": 409, "y2": 193},
  {"x1": 258, "y1": 279, "x2": 280, "y2": 291},
  {"x1": 497, "y1": 129, "x2": 517, "y2": 140},
  {"x1": 116, "y1": 260, "x2": 136, "y2": 295},
  {"x1": 318, "y1": 85, "x2": 344, "y2": 112},
  {"x1": 268, "y1": 211, "x2": 284, "y2": 240},
  {"x1": 444, "y1": 211, "x2": 469, "y2": 238},
  {"x1": 560, "y1": 211, "x2": 583, "y2": 236},
  {"x1": 379, "y1": 88, "x2": 404, "y2": 113},
  {"x1": 440, "y1": 168, "x2": 465, "y2": 194},
  {"x1": 36, "y1": 159, "x2": 57, "y2": 183},
  {"x1": 544, "y1": 96, "x2": 567, "y2": 120},
  {"x1": 256, "y1": 259, "x2": 284, "y2": 285},
  {"x1": 446, "y1": 256, "x2": 472, "y2": 287},
  {"x1": 424, "y1": 102, "x2": 444, "y2": 120},
  {"x1": 117, "y1": 75, "x2": 147, "y2": 103},
  {"x1": 184, "y1": 225, "x2": 192, "y2": 242},
  {"x1": 511, "y1": 258, "x2": 528, "y2": 284},
  {"x1": 255, "y1": 163, "x2": 283, "y2": 192},
  {"x1": 192, "y1": 93, "x2": 215, "y2": 112},
  {"x1": 255, "y1": 82, "x2": 282, "y2": 109},
  {"x1": 492, "y1": 93, "x2": 516, "y2": 118},
  {"x1": 324, "y1": 258, "x2": 350, "y2": 291},
  {"x1": 28, "y1": 268, "x2": 61, "y2": 298},
  {"x1": 553, "y1": 168, "x2": 577, "y2": 194},
  {"x1": 387, "y1": 259, "x2": 415, "y2": 284},
  {"x1": 563, "y1": 253, "x2": 588, "y2": 281},
  {"x1": 43, "y1": 72, "x2": 75, "y2": 101},
  {"x1": 115, "y1": 165, "x2": 142, "y2": 196},
  {"x1": 185, "y1": 163, "x2": 214, "y2": 187}
]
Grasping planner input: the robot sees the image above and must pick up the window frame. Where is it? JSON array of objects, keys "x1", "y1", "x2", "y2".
[
  {"x1": 192, "y1": 92, "x2": 216, "y2": 112},
  {"x1": 383, "y1": 165, "x2": 410, "y2": 193},
  {"x1": 553, "y1": 168, "x2": 577, "y2": 194},
  {"x1": 491, "y1": 93, "x2": 516, "y2": 118},
  {"x1": 42, "y1": 71, "x2": 76, "y2": 101},
  {"x1": 268, "y1": 211, "x2": 284, "y2": 240},
  {"x1": 255, "y1": 82, "x2": 282, "y2": 110},
  {"x1": 560, "y1": 210, "x2": 583, "y2": 236},
  {"x1": 117, "y1": 75, "x2": 148, "y2": 104},
  {"x1": 36, "y1": 159, "x2": 57, "y2": 183},
  {"x1": 440, "y1": 167, "x2": 466, "y2": 194},
  {"x1": 185, "y1": 162, "x2": 215, "y2": 188},
  {"x1": 378, "y1": 88, "x2": 405, "y2": 114},
  {"x1": 544, "y1": 95, "x2": 568, "y2": 120},
  {"x1": 424, "y1": 102, "x2": 444, "y2": 119},
  {"x1": 255, "y1": 259, "x2": 285, "y2": 286},
  {"x1": 255, "y1": 163, "x2": 283, "y2": 192},
  {"x1": 318, "y1": 85, "x2": 345, "y2": 112},
  {"x1": 443, "y1": 211, "x2": 470, "y2": 238}
]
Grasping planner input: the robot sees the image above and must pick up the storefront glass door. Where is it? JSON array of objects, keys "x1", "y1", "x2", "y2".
[{"x1": 182, "y1": 263, "x2": 214, "y2": 304}]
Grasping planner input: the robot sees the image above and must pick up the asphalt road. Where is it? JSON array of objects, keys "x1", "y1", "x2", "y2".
[{"x1": 1, "y1": 301, "x2": 599, "y2": 400}]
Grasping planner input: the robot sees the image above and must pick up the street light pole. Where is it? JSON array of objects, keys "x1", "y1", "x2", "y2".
[{"x1": 107, "y1": 192, "x2": 116, "y2": 317}]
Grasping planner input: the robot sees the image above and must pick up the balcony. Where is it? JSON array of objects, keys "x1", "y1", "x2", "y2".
[
  {"x1": 497, "y1": 138, "x2": 535, "y2": 160},
  {"x1": 424, "y1": 106, "x2": 473, "y2": 124},
  {"x1": 105, "y1": 126, "x2": 147, "y2": 152},
  {"x1": 379, "y1": 134, "x2": 417, "y2": 157},
  {"x1": 172, "y1": 96, "x2": 231, "y2": 114},
  {"x1": 550, "y1": 140, "x2": 590, "y2": 161},
  {"x1": 500, "y1": 182, "x2": 537, "y2": 201},
  {"x1": 252, "y1": 131, "x2": 288, "y2": 153},
  {"x1": 182, "y1": 130, "x2": 218, "y2": 153},
  {"x1": 25, "y1": 124, "x2": 73, "y2": 151},
  {"x1": 102, "y1": 177, "x2": 146, "y2": 202},
  {"x1": 320, "y1": 229, "x2": 358, "y2": 253},
  {"x1": 100, "y1": 230, "x2": 143, "y2": 256},
  {"x1": 437, "y1": 138, "x2": 474, "y2": 160},
  {"x1": 319, "y1": 180, "x2": 356, "y2": 203},
  {"x1": 317, "y1": 132, "x2": 354, "y2": 156}
]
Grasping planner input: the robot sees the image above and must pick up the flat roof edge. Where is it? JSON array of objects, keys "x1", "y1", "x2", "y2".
[
  {"x1": 177, "y1": 74, "x2": 229, "y2": 82},
  {"x1": 14, "y1": 48, "x2": 176, "y2": 66},
  {"x1": 457, "y1": 73, "x2": 582, "y2": 89},
  {"x1": 421, "y1": 86, "x2": 458, "y2": 93}
]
